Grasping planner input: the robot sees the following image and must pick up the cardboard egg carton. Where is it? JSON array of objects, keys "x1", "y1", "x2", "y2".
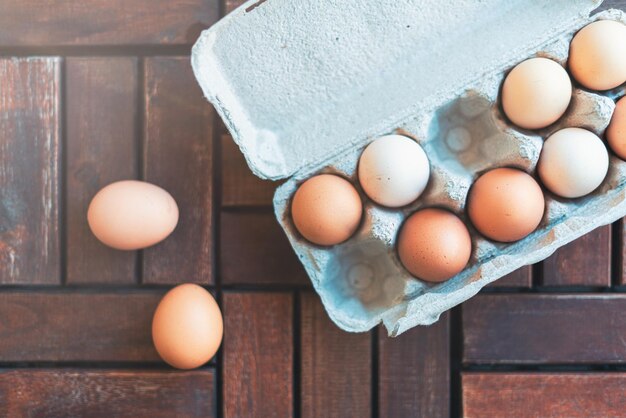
[{"x1": 192, "y1": 0, "x2": 626, "y2": 336}]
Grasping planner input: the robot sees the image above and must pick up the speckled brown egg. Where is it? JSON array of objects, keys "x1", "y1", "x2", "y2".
[
  {"x1": 468, "y1": 168, "x2": 545, "y2": 243},
  {"x1": 291, "y1": 174, "x2": 363, "y2": 246},
  {"x1": 152, "y1": 284, "x2": 223, "y2": 370},
  {"x1": 397, "y1": 208, "x2": 471, "y2": 283},
  {"x1": 607, "y1": 96, "x2": 626, "y2": 160}
]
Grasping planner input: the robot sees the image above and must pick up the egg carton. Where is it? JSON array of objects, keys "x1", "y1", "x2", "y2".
[{"x1": 192, "y1": 0, "x2": 626, "y2": 336}]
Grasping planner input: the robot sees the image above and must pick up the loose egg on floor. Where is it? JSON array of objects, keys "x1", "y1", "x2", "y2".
[
  {"x1": 501, "y1": 57, "x2": 572, "y2": 130},
  {"x1": 358, "y1": 134, "x2": 430, "y2": 207},
  {"x1": 152, "y1": 284, "x2": 223, "y2": 370},
  {"x1": 87, "y1": 180, "x2": 179, "y2": 250},
  {"x1": 569, "y1": 20, "x2": 626, "y2": 91},
  {"x1": 538, "y1": 128, "x2": 609, "y2": 198},
  {"x1": 468, "y1": 168, "x2": 545, "y2": 242},
  {"x1": 291, "y1": 174, "x2": 363, "y2": 246},
  {"x1": 607, "y1": 96, "x2": 626, "y2": 160},
  {"x1": 397, "y1": 208, "x2": 471, "y2": 283}
]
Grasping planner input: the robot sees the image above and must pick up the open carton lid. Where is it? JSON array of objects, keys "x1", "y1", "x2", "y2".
[{"x1": 192, "y1": 0, "x2": 601, "y2": 181}]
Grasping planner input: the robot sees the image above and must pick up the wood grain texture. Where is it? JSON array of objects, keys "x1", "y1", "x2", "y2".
[
  {"x1": 463, "y1": 373, "x2": 626, "y2": 418},
  {"x1": 300, "y1": 292, "x2": 371, "y2": 418},
  {"x1": 223, "y1": 292, "x2": 293, "y2": 418},
  {"x1": 0, "y1": 369, "x2": 216, "y2": 418},
  {"x1": 220, "y1": 212, "x2": 309, "y2": 285},
  {"x1": 463, "y1": 294, "x2": 626, "y2": 364},
  {"x1": 0, "y1": 1, "x2": 218, "y2": 46},
  {"x1": 143, "y1": 57, "x2": 214, "y2": 284},
  {"x1": 613, "y1": 218, "x2": 626, "y2": 286},
  {"x1": 221, "y1": 134, "x2": 276, "y2": 207},
  {"x1": 0, "y1": 58, "x2": 61, "y2": 285},
  {"x1": 488, "y1": 266, "x2": 531, "y2": 288},
  {"x1": 0, "y1": 292, "x2": 162, "y2": 362},
  {"x1": 378, "y1": 313, "x2": 449, "y2": 418},
  {"x1": 542, "y1": 225, "x2": 611, "y2": 287},
  {"x1": 66, "y1": 57, "x2": 138, "y2": 284}
]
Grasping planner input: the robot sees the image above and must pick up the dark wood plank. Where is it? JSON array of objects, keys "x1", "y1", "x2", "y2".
[
  {"x1": 0, "y1": 1, "x2": 218, "y2": 46},
  {"x1": 488, "y1": 266, "x2": 532, "y2": 288},
  {"x1": 621, "y1": 219, "x2": 626, "y2": 286},
  {"x1": 221, "y1": 134, "x2": 275, "y2": 207},
  {"x1": 223, "y1": 292, "x2": 293, "y2": 418},
  {"x1": 597, "y1": 1, "x2": 626, "y2": 12},
  {"x1": 378, "y1": 314, "x2": 449, "y2": 418},
  {"x1": 0, "y1": 292, "x2": 162, "y2": 362},
  {"x1": 542, "y1": 226, "x2": 611, "y2": 287},
  {"x1": 0, "y1": 369, "x2": 216, "y2": 418},
  {"x1": 220, "y1": 212, "x2": 309, "y2": 285},
  {"x1": 300, "y1": 292, "x2": 371, "y2": 418},
  {"x1": 225, "y1": 0, "x2": 246, "y2": 14},
  {"x1": 462, "y1": 373, "x2": 626, "y2": 418},
  {"x1": 463, "y1": 294, "x2": 626, "y2": 364},
  {"x1": 143, "y1": 57, "x2": 213, "y2": 284},
  {"x1": 66, "y1": 57, "x2": 138, "y2": 284},
  {"x1": 0, "y1": 58, "x2": 61, "y2": 285}
]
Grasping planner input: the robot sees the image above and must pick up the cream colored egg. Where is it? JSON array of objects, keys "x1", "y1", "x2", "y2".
[
  {"x1": 569, "y1": 20, "x2": 626, "y2": 91},
  {"x1": 88, "y1": 180, "x2": 179, "y2": 250},
  {"x1": 502, "y1": 58, "x2": 572, "y2": 130},
  {"x1": 538, "y1": 128, "x2": 609, "y2": 198},
  {"x1": 358, "y1": 135, "x2": 430, "y2": 207}
]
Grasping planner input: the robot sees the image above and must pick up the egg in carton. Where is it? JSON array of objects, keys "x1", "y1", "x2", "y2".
[{"x1": 192, "y1": 0, "x2": 626, "y2": 336}]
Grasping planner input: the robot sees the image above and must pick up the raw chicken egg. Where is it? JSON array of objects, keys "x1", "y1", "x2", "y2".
[
  {"x1": 88, "y1": 180, "x2": 179, "y2": 250},
  {"x1": 358, "y1": 134, "x2": 430, "y2": 207},
  {"x1": 397, "y1": 208, "x2": 471, "y2": 282},
  {"x1": 538, "y1": 128, "x2": 609, "y2": 198},
  {"x1": 569, "y1": 20, "x2": 626, "y2": 91},
  {"x1": 152, "y1": 284, "x2": 223, "y2": 370},
  {"x1": 468, "y1": 168, "x2": 544, "y2": 242},
  {"x1": 291, "y1": 174, "x2": 362, "y2": 246},
  {"x1": 502, "y1": 57, "x2": 572, "y2": 130},
  {"x1": 607, "y1": 97, "x2": 626, "y2": 160}
]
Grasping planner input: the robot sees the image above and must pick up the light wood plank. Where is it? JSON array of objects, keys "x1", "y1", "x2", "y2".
[{"x1": 0, "y1": 58, "x2": 61, "y2": 284}]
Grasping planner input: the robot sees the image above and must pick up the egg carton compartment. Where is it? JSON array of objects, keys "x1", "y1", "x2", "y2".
[
  {"x1": 192, "y1": 0, "x2": 626, "y2": 336},
  {"x1": 272, "y1": 9, "x2": 626, "y2": 336}
]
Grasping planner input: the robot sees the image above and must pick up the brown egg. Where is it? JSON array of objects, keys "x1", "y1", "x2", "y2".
[
  {"x1": 502, "y1": 57, "x2": 572, "y2": 130},
  {"x1": 468, "y1": 168, "x2": 544, "y2": 243},
  {"x1": 569, "y1": 20, "x2": 626, "y2": 91},
  {"x1": 152, "y1": 284, "x2": 223, "y2": 370},
  {"x1": 291, "y1": 174, "x2": 362, "y2": 246},
  {"x1": 607, "y1": 96, "x2": 626, "y2": 160},
  {"x1": 88, "y1": 180, "x2": 178, "y2": 250},
  {"x1": 397, "y1": 208, "x2": 471, "y2": 283}
]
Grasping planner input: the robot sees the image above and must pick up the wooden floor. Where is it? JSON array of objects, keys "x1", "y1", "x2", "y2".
[{"x1": 1, "y1": 1, "x2": 626, "y2": 417}]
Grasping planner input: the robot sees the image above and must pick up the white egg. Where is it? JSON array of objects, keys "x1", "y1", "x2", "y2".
[
  {"x1": 358, "y1": 135, "x2": 430, "y2": 207},
  {"x1": 538, "y1": 128, "x2": 609, "y2": 198}
]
